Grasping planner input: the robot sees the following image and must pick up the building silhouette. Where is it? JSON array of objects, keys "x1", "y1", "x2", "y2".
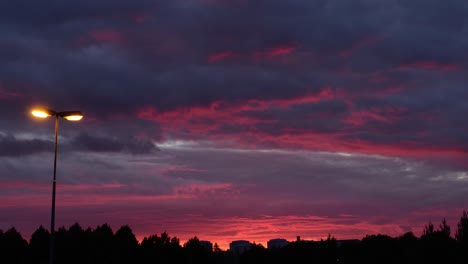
[
  {"x1": 267, "y1": 238, "x2": 289, "y2": 249},
  {"x1": 229, "y1": 240, "x2": 252, "y2": 255},
  {"x1": 199, "y1": 240, "x2": 213, "y2": 251}
]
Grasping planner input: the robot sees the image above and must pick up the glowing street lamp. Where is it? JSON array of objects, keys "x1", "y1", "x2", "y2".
[{"x1": 31, "y1": 108, "x2": 83, "y2": 264}]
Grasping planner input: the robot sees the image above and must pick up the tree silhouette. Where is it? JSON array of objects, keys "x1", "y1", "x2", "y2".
[
  {"x1": 211, "y1": 243, "x2": 237, "y2": 264},
  {"x1": 319, "y1": 233, "x2": 337, "y2": 263},
  {"x1": 360, "y1": 234, "x2": 397, "y2": 264},
  {"x1": 455, "y1": 210, "x2": 468, "y2": 263},
  {"x1": 54, "y1": 226, "x2": 70, "y2": 264},
  {"x1": 280, "y1": 239, "x2": 318, "y2": 263},
  {"x1": 90, "y1": 223, "x2": 115, "y2": 264},
  {"x1": 47, "y1": 223, "x2": 87, "y2": 264},
  {"x1": 423, "y1": 221, "x2": 435, "y2": 236},
  {"x1": 65, "y1": 223, "x2": 87, "y2": 264},
  {"x1": 114, "y1": 225, "x2": 138, "y2": 264},
  {"x1": 27, "y1": 225, "x2": 50, "y2": 264},
  {"x1": 183, "y1": 236, "x2": 213, "y2": 264},
  {"x1": 213, "y1": 242, "x2": 221, "y2": 252},
  {"x1": 240, "y1": 243, "x2": 267, "y2": 264},
  {"x1": 2, "y1": 227, "x2": 28, "y2": 264},
  {"x1": 396, "y1": 232, "x2": 419, "y2": 264},
  {"x1": 82, "y1": 227, "x2": 94, "y2": 264},
  {"x1": 3, "y1": 212, "x2": 468, "y2": 264},
  {"x1": 455, "y1": 210, "x2": 468, "y2": 243},
  {"x1": 140, "y1": 231, "x2": 183, "y2": 264},
  {"x1": 0, "y1": 229, "x2": 4, "y2": 259},
  {"x1": 421, "y1": 219, "x2": 456, "y2": 263},
  {"x1": 439, "y1": 218, "x2": 451, "y2": 237}
]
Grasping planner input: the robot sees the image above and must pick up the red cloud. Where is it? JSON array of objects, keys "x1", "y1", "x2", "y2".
[
  {"x1": 136, "y1": 87, "x2": 468, "y2": 159},
  {"x1": 137, "y1": 88, "x2": 351, "y2": 151},
  {"x1": 207, "y1": 43, "x2": 301, "y2": 64},
  {"x1": 252, "y1": 43, "x2": 298, "y2": 60},
  {"x1": 90, "y1": 29, "x2": 123, "y2": 43},
  {"x1": 344, "y1": 105, "x2": 408, "y2": 126},
  {"x1": 75, "y1": 29, "x2": 124, "y2": 48},
  {"x1": 372, "y1": 85, "x2": 405, "y2": 97},
  {"x1": 397, "y1": 61, "x2": 460, "y2": 72},
  {"x1": 208, "y1": 51, "x2": 236, "y2": 63},
  {"x1": 137, "y1": 87, "x2": 337, "y2": 125},
  {"x1": 341, "y1": 36, "x2": 383, "y2": 59},
  {"x1": 132, "y1": 13, "x2": 147, "y2": 24}
]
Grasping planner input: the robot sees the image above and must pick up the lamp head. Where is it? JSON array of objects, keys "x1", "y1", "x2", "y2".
[
  {"x1": 31, "y1": 108, "x2": 56, "y2": 118},
  {"x1": 59, "y1": 111, "x2": 83, "y2": 121},
  {"x1": 31, "y1": 108, "x2": 83, "y2": 121}
]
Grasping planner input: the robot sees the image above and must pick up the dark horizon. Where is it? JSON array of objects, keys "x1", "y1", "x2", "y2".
[
  {"x1": 2, "y1": 210, "x2": 468, "y2": 264},
  {"x1": 2, "y1": 209, "x2": 468, "y2": 250}
]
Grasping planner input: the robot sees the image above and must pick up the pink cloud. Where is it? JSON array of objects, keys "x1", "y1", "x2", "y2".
[
  {"x1": 0, "y1": 181, "x2": 49, "y2": 191},
  {"x1": 0, "y1": 89, "x2": 24, "y2": 100},
  {"x1": 1, "y1": 175, "x2": 465, "y2": 251},
  {"x1": 135, "y1": 211, "x2": 456, "y2": 250},
  {"x1": 173, "y1": 182, "x2": 236, "y2": 198},
  {"x1": 148, "y1": 166, "x2": 205, "y2": 174}
]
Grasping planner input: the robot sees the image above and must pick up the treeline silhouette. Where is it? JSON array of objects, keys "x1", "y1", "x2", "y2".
[{"x1": 1, "y1": 210, "x2": 467, "y2": 264}]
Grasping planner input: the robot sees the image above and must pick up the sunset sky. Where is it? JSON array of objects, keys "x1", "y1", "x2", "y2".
[{"x1": 1, "y1": 0, "x2": 468, "y2": 250}]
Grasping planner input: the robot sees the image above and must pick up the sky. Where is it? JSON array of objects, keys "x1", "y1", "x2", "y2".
[{"x1": 1, "y1": 0, "x2": 468, "y2": 250}]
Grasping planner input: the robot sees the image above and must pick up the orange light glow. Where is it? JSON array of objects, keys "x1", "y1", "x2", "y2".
[{"x1": 31, "y1": 109, "x2": 52, "y2": 118}]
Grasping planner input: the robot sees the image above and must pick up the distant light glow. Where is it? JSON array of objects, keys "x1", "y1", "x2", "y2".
[{"x1": 31, "y1": 110, "x2": 52, "y2": 118}]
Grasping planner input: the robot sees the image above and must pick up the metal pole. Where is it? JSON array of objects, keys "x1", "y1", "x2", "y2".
[{"x1": 49, "y1": 115, "x2": 59, "y2": 264}]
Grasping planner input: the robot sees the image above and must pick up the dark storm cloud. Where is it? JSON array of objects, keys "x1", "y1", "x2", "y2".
[
  {"x1": 0, "y1": 1, "x2": 156, "y2": 26},
  {"x1": 0, "y1": 134, "x2": 52, "y2": 157},
  {"x1": 0, "y1": 0, "x2": 467, "y2": 153},
  {"x1": 373, "y1": 0, "x2": 468, "y2": 64},
  {"x1": 69, "y1": 132, "x2": 159, "y2": 154},
  {"x1": 344, "y1": 83, "x2": 468, "y2": 149},
  {"x1": 242, "y1": 99, "x2": 349, "y2": 120},
  {"x1": 1, "y1": 1, "x2": 464, "y2": 96},
  {"x1": 0, "y1": 132, "x2": 158, "y2": 157},
  {"x1": 0, "y1": 0, "x2": 385, "y2": 110}
]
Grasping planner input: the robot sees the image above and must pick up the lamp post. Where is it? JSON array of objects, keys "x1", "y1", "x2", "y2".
[{"x1": 31, "y1": 108, "x2": 83, "y2": 264}]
